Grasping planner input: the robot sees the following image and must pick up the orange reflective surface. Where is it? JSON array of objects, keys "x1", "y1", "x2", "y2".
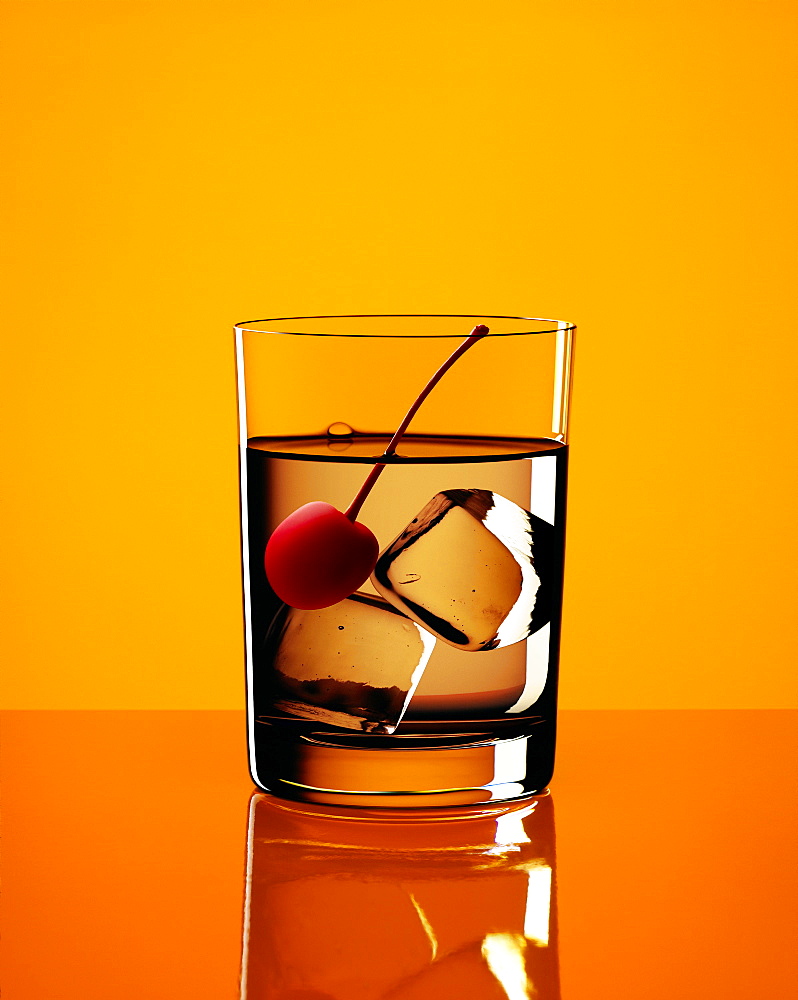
[{"x1": 2, "y1": 711, "x2": 796, "y2": 999}]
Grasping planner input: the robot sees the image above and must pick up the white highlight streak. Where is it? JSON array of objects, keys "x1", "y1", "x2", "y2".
[
  {"x1": 493, "y1": 738, "x2": 528, "y2": 784},
  {"x1": 238, "y1": 796, "x2": 258, "y2": 1000},
  {"x1": 482, "y1": 933, "x2": 530, "y2": 1000},
  {"x1": 552, "y1": 328, "x2": 566, "y2": 437},
  {"x1": 507, "y1": 622, "x2": 550, "y2": 713},
  {"x1": 409, "y1": 893, "x2": 438, "y2": 960},
  {"x1": 529, "y1": 454, "x2": 557, "y2": 527},
  {"x1": 524, "y1": 866, "x2": 552, "y2": 947},
  {"x1": 395, "y1": 627, "x2": 437, "y2": 728},
  {"x1": 488, "y1": 782, "x2": 527, "y2": 801},
  {"x1": 485, "y1": 803, "x2": 536, "y2": 854},
  {"x1": 495, "y1": 804, "x2": 535, "y2": 847},
  {"x1": 483, "y1": 493, "x2": 542, "y2": 650},
  {"x1": 235, "y1": 331, "x2": 258, "y2": 782}
]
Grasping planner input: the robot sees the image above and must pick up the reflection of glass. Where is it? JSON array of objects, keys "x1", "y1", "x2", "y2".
[
  {"x1": 240, "y1": 792, "x2": 560, "y2": 999},
  {"x1": 235, "y1": 315, "x2": 575, "y2": 806}
]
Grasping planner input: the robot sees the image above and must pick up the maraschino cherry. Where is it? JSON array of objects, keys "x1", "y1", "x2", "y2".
[{"x1": 265, "y1": 324, "x2": 490, "y2": 610}]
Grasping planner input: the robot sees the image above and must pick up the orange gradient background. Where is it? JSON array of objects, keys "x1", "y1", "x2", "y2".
[{"x1": 2, "y1": 0, "x2": 797, "y2": 710}]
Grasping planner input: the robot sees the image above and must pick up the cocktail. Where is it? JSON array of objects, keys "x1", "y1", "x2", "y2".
[{"x1": 235, "y1": 315, "x2": 575, "y2": 807}]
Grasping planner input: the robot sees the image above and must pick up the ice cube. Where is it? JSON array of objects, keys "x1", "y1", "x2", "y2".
[
  {"x1": 262, "y1": 592, "x2": 436, "y2": 733},
  {"x1": 372, "y1": 489, "x2": 554, "y2": 652}
]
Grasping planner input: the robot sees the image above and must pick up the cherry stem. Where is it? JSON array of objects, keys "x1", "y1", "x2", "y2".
[{"x1": 344, "y1": 324, "x2": 490, "y2": 522}]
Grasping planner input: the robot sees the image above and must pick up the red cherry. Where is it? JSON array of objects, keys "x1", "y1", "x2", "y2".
[
  {"x1": 264, "y1": 324, "x2": 489, "y2": 610},
  {"x1": 265, "y1": 502, "x2": 379, "y2": 610}
]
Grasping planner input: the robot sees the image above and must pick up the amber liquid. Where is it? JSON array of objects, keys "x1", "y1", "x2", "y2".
[{"x1": 243, "y1": 432, "x2": 567, "y2": 806}]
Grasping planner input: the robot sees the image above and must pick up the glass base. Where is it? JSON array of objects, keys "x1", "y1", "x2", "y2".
[{"x1": 250, "y1": 724, "x2": 555, "y2": 808}]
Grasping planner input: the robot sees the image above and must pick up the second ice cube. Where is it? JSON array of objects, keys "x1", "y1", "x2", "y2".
[{"x1": 263, "y1": 592, "x2": 436, "y2": 733}]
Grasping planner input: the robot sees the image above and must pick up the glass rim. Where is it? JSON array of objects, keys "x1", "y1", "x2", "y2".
[{"x1": 233, "y1": 313, "x2": 576, "y2": 338}]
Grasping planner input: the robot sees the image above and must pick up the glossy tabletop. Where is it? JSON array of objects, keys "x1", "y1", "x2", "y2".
[{"x1": 2, "y1": 710, "x2": 796, "y2": 999}]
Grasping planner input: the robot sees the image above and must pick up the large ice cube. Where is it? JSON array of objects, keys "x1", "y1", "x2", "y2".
[
  {"x1": 262, "y1": 592, "x2": 436, "y2": 733},
  {"x1": 372, "y1": 489, "x2": 554, "y2": 651}
]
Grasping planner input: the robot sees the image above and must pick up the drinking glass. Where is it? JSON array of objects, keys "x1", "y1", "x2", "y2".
[{"x1": 235, "y1": 315, "x2": 575, "y2": 807}]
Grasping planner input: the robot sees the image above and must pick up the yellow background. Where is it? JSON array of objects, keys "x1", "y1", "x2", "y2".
[{"x1": 2, "y1": 0, "x2": 796, "y2": 709}]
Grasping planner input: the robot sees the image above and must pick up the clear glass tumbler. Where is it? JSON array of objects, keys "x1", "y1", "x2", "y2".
[{"x1": 235, "y1": 315, "x2": 575, "y2": 807}]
